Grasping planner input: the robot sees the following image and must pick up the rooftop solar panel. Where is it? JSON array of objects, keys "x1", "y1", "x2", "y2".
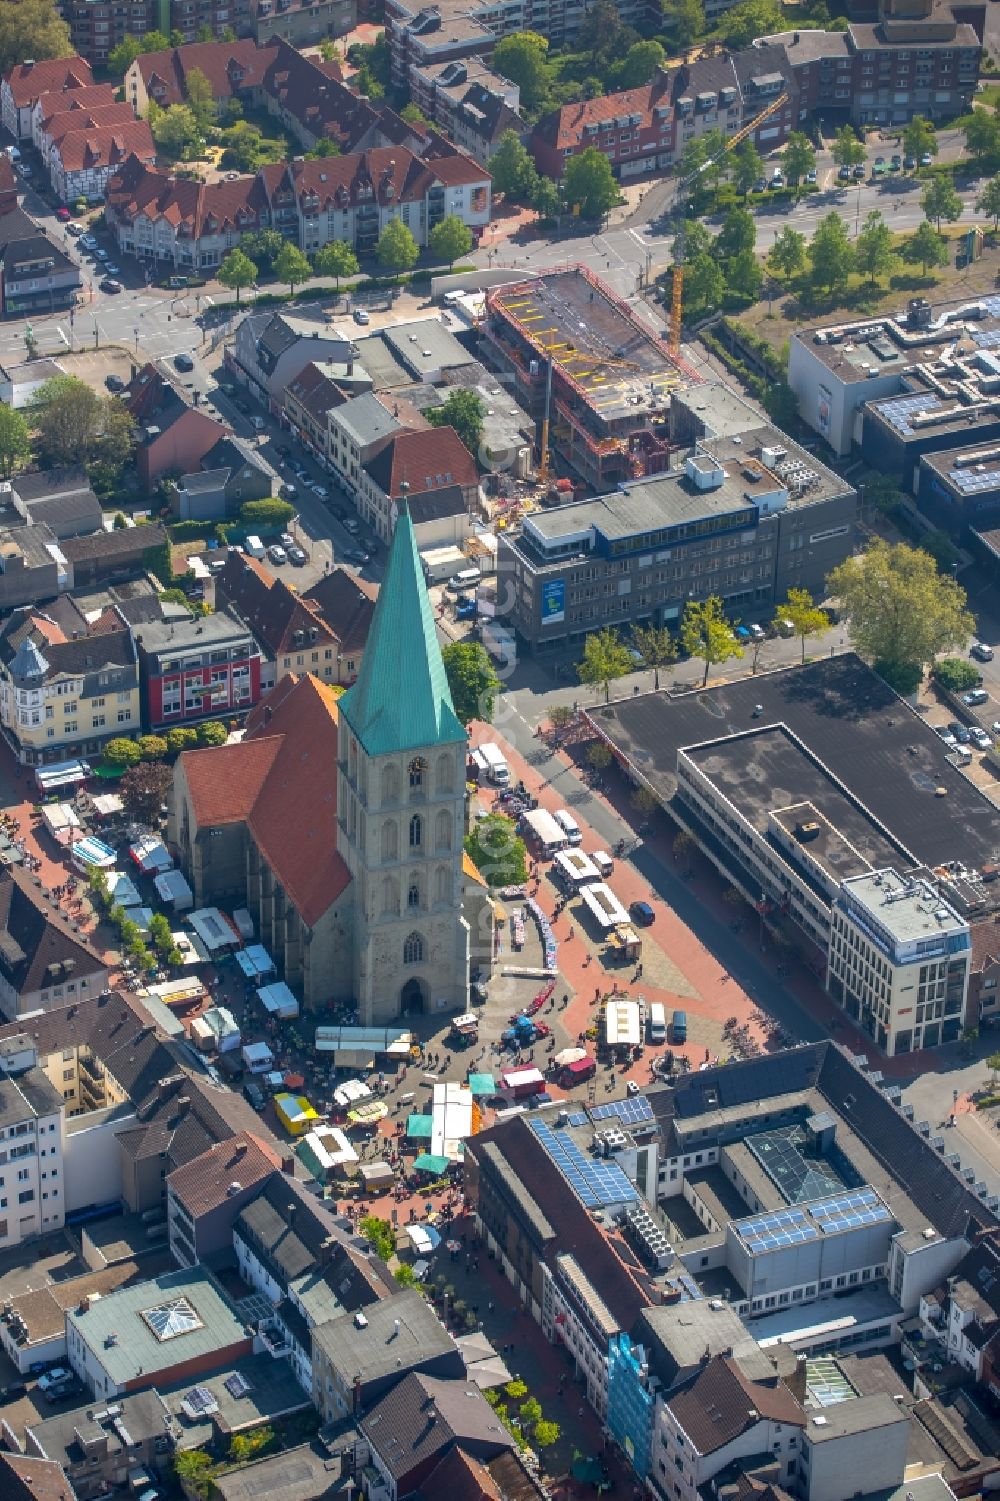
[
  {"x1": 530, "y1": 1119, "x2": 639, "y2": 1210},
  {"x1": 591, "y1": 1096, "x2": 654, "y2": 1125}
]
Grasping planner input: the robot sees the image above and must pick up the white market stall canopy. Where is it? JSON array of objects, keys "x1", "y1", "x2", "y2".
[
  {"x1": 188, "y1": 907, "x2": 239, "y2": 951},
  {"x1": 70, "y1": 836, "x2": 116, "y2": 871},
  {"x1": 257, "y1": 982, "x2": 299, "y2": 1019},
  {"x1": 37, "y1": 760, "x2": 89, "y2": 793},
  {"x1": 121, "y1": 905, "x2": 154, "y2": 936},
  {"x1": 242, "y1": 1041, "x2": 274, "y2": 1072},
  {"x1": 299, "y1": 1125, "x2": 358, "y2": 1176},
  {"x1": 580, "y1": 882, "x2": 631, "y2": 932},
  {"x1": 236, "y1": 945, "x2": 275, "y2": 982},
  {"x1": 41, "y1": 802, "x2": 81, "y2": 846},
  {"x1": 232, "y1": 908, "x2": 254, "y2": 941},
  {"x1": 333, "y1": 1078, "x2": 371, "y2": 1108},
  {"x1": 129, "y1": 835, "x2": 173, "y2": 874},
  {"x1": 170, "y1": 929, "x2": 208, "y2": 965},
  {"x1": 431, "y1": 1081, "x2": 473, "y2": 1162},
  {"x1": 155, "y1": 869, "x2": 193, "y2": 912},
  {"x1": 605, "y1": 999, "x2": 642, "y2": 1048},
  {"x1": 315, "y1": 1025, "x2": 413, "y2": 1059},
  {"x1": 107, "y1": 870, "x2": 142, "y2": 909},
  {"x1": 145, "y1": 975, "x2": 205, "y2": 1007},
  {"x1": 202, "y1": 1005, "x2": 241, "y2": 1051},
  {"x1": 89, "y1": 792, "x2": 124, "y2": 818}
]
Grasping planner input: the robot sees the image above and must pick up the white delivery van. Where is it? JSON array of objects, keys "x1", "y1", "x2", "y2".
[
  {"x1": 244, "y1": 535, "x2": 266, "y2": 559},
  {"x1": 446, "y1": 568, "x2": 482, "y2": 593},
  {"x1": 648, "y1": 1002, "x2": 666, "y2": 1044},
  {"x1": 480, "y1": 742, "x2": 510, "y2": 786},
  {"x1": 592, "y1": 850, "x2": 614, "y2": 879},
  {"x1": 554, "y1": 809, "x2": 582, "y2": 846}
]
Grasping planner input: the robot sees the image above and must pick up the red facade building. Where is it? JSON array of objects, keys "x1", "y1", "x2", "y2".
[{"x1": 135, "y1": 608, "x2": 262, "y2": 732}]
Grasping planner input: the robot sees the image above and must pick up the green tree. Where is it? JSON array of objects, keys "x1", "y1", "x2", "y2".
[
  {"x1": 987, "y1": 1051, "x2": 1000, "y2": 1086},
  {"x1": 782, "y1": 131, "x2": 816, "y2": 186},
  {"x1": 272, "y1": 242, "x2": 312, "y2": 295},
  {"x1": 578, "y1": 0, "x2": 629, "y2": 67},
  {"x1": 165, "y1": 726, "x2": 199, "y2": 755},
  {"x1": 32, "y1": 376, "x2": 134, "y2": 469},
  {"x1": 426, "y1": 389, "x2": 485, "y2": 454},
  {"x1": 721, "y1": 0, "x2": 784, "y2": 49},
  {"x1": 464, "y1": 813, "x2": 528, "y2": 886},
  {"x1": 921, "y1": 175, "x2": 962, "y2": 230},
  {"x1": 103, "y1": 737, "x2": 141, "y2": 768},
  {"x1": 680, "y1": 596, "x2": 743, "y2": 686},
  {"x1": 489, "y1": 130, "x2": 538, "y2": 201},
  {"x1": 240, "y1": 228, "x2": 285, "y2": 272},
  {"x1": 661, "y1": 0, "x2": 705, "y2": 46},
  {"x1": 716, "y1": 205, "x2": 755, "y2": 261},
  {"x1": 533, "y1": 1420, "x2": 560, "y2": 1449},
  {"x1": 854, "y1": 210, "x2": 895, "y2": 285},
  {"x1": 492, "y1": 32, "x2": 551, "y2": 114},
  {"x1": 530, "y1": 175, "x2": 562, "y2": 220},
  {"x1": 120, "y1": 761, "x2": 172, "y2": 824},
  {"x1": 428, "y1": 214, "x2": 473, "y2": 268},
  {"x1": 0, "y1": 406, "x2": 30, "y2": 478},
  {"x1": 107, "y1": 36, "x2": 142, "y2": 74},
  {"x1": 519, "y1": 1398, "x2": 543, "y2": 1429},
  {"x1": 394, "y1": 1263, "x2": 417, "y2": 1287},
  {"x1": 831, "y1": 125, "x2": 866, "y2": 171},
  {"x1": 827, "y1": 539, "x2": 974, "y2": 682},
  {"x1": 304, "y1": 137, "x2": 340, "y2": 159},
  {"x1": 185, "y1": 65, "x2": 215, "y2": 132},
  {"x1": 312, "y1": 239, "x2": 358, "y2": 288},
  {"x1": 141, "y1": 29, "x2": 171, "y2": 49},
  {"x1": 615, "y1": 39, "x2": 665, "y2": 88},
  {"x1": 441, "y1": 642, "x2": 500, "y2": 724},
  {"x1": 137, "y1": 734, "x2": 167, "y2": 760},
  {"x1": 732, "y1": 138, "x2": 764, "y2": 196},
  {"x1": 767, "y1": 225, "x2": 807, "y2": 281},
  {"x1": 674, "y1": 217, "x2": 712, "y2": 265},
  {"x1": 684, "y1": 252, "x2": 725, "y2": 315},
  {"x1": 197, "y1": 721, "x2": 228, "y2": 747},
  {"x1": 808, "y1": 212, "x2": 854, "y2": 295},
  {"x1": 173, "y1": 1449, "x2": 215, "y2": 1500},
  {"x1": 977, "y1": 173, "x2": 1000, "y2": 228},
  {"x1": 901, "y1": 219, "x2": 948, "y2": 274},
  {"x1": 149, "y1": 912, "x2": 173, "y2": 955},
  {"x1": 563, "y1": 147, "x2": 619, "y2": 220},
  {"x1": 0, "y1": 0, "x2": 71, "y2": 76},
  {"x1": 577, "y1": 626, "x2": 633, "y2": 701},
  {"x1": 359, "y1": 1214, "x2": 396, "y2": 1260},
  {"x1": 727, "y1": 248, "x2": 763, "y2": 300},
  {"x1": 965, "y1": 112, "x2": 1000, "y2": 169},
  {"x1": 903, "y1": 115, "x2": 937, "y2": 163},
  {"x1": 217, "y1": 248, "x2": 257, "y2": 304},
  {"x1": 776, "y1": 587, "x2": 830, "y2": 663},
  {"x1": 399, "y1": 102, "x2": 428, "y2": 126},
  {"x1": 219, "y1": 121, "x2": 267, "y2": 172},
  {"x1": 151, "y1": 103, "x2": 202, "y2": 157},
  {"x1": 376, "y1": 218, "x2": 419, "y2": 278},
  {"x1": 505, "y1": 1379, "x2": 529, "y2": 1401},
  {"x1": 632, "y1": 623, "x2": 677, "y2": 688},
  {"x1": 240, "y1": 498, "x2": 295, "y2": 526}
]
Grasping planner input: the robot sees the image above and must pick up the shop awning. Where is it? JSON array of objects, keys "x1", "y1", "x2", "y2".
[
  {"x1": 413, "y1": 1153, "x2": 450, "y2": 1174},
  {"x1": 406, "y1": 1113, "x2": 433, "y2": 1139}
]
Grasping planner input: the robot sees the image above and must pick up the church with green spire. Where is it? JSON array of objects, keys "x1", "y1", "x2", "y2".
[{"x1": 336, "y1": 509, "x2": 472, "y2": 1023}]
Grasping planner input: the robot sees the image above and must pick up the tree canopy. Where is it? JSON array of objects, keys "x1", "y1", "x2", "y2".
[
  {"x1": 217, "y1": 249, "x2": 257, "y2": 303},
  {"x1": 120, "y1": 762, "x2": 173, "y2": 825},
  {"x1": 272, "y1": 243, "x2": 312, "y2": 293},
  {"x1": 775, "y1": 588, "x2": 830, "y2": 662},
  {"x1": 490, "y1": 130, "x2": 538, "y2": 201},
  {"x1": 0, "y1": 0, "x2": 71, "y2": 77},
  {"x1": 680, "y1": 597, "x2": 743, "y2": 685},
  {"x1": 854, "y1": 210, "x2": 895, "y2": 285},
  {"x1": 0, "y1": 406, "x2": 31, "y2": 478},
  {"x1": 563, "y1": 148, "x2": 619, "y2": 220},
  {"x1": 921, "y1": 175, "x2": 962, "y2": 230},
  {"x1": 313, "y1": 240, "x2": 358, "y2": 288},
  {"x1": 376, "y1": 219, "x2": 419, "y2": 277},
  {"x1": 441, "y1": 641, "x2": 500, "y2": 725},
  {"x1": 808, "y1": 212, "x2": 853, "y2": 295},
  {"x1": 464, "y1": 813, "x2": 527, "y2": 886},
  {"x1": 492, "y1": 32, "x2": 551, "y2": 114},
  {"x1": 426, "y1": 389, "x2": 485, "y2": 455},
  {"x1": 827, "y1": 539, "x2": 973, "y2": 682},
  {"x1": 831, "y1": 126, "x2": 865, "y2": 170},
  {"x1": 428, "y1": 214, "x2": 473, "y2": 267},
  {"x1": 577, "y1": 627, "x2": 634, "y2": 701},
  {"x1": 901, "y1": 219, "x2": 948, "y2": 274},
  {"x1": 32, "y1": 376, "x2": 134, "y2": 471}
]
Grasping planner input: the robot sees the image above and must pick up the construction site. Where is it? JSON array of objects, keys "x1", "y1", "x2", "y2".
[{"x1": 480, "y1": 265, "x2": 699, "y2": 492}]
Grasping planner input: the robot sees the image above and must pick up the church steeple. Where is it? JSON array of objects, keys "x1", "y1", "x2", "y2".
[{"x1": 339, "y1": 507, "x2": 465, "y2": 757}]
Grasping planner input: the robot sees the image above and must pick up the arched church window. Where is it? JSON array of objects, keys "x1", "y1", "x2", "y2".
[
  {"x1": 409, "y1": 814, "x2": 422, "y2": 849},
  {"x1": 409, "y1": 756, "x2": 427, "y2": 789},
  {"x1": 381, "y1": 820, "x2": 398, "y2": 862},
  {"x1": 435, "y1": 810, "x2": 452, "y2": 850},
  {"x1": 407, "y1": 880, "x2": 421, "y2": 910},
  {"x1": 403, "y1": 932, "x2": 423, "y2": 965}
]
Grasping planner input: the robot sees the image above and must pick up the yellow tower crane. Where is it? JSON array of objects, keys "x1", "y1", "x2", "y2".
[{"x1": 669, "y1": 90, "x2": 789, "y2": 354}]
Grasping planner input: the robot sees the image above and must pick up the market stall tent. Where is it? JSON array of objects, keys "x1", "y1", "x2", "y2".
[
  {"x1": 106, "y1": 870, "x2": 142, "y2": 909},
  {"x1": 236, "y1": 945, "x2": 275, "y2": 983},
  {"x1": 36, "y1": 760, "x2": 89, "y2": 794},
  {"x1": 188, "y1": 907, "x2": 239, "y2": 952},
  {"x1": 40, "y1": 802, "x2": 80, "y2": 846},
  {"x1": 155, "y1": 869, "x2": 193, "y2": 912},
  {"x1": 70, "y1": 836, "x2": 116, "y2": 872},
  {"x1": 129, "y1": 836, "x2": 173, "y2": 874},
  {"x1": 242, "y1": 1041, "x2": 274, "y2": 1074},
  {"x1": 274, "y1": 1092, "x2": 321, "y2": 1136},
  {"x1": 257, "y1": 982, "x2": 299, "y2": 1019}
]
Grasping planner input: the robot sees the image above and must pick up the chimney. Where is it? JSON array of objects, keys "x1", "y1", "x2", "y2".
[
  {"x1": 281, "y1": 1155, "x2": 294, "y2": 1175},
  {"x1": 787, "y1": 1354, "x2": 808, "y2": 1404},
  {"x1": 353, "y1": 1374, "x2": 362, "y2": 1413}
]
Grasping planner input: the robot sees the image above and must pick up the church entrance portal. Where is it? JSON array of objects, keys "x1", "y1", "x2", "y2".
[{"x1": 400, "y1": 978, "x2": 427, "y2": 1015}]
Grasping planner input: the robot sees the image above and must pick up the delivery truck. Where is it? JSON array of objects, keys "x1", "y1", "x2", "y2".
[{"x1": 480, "y1": 742, "x2": 510, "y2": 786}]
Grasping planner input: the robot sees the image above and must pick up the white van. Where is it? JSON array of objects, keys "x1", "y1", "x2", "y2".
[
  {"x1": 443, "y1": 289, "x2": 464, "y2": 306},
  {"x1": 244, "y1": 535, "x2": 265, "y2": 559},
  {"x1": 592, "y1": 850, "x2": 614, "y2": 879},
  {"x1": 554, "y1": 809, "x2": 582, "y2": 846},
  {"x1": 446, "y1": 568, "x2": 482, "y2": 594},
  {"x1": 648, "y1": 1003, "x2": 666, "y2": 1044}
]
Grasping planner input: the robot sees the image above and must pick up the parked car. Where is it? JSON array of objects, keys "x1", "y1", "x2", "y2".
[
  {"x1": 353, "y1": 307, "x2": 370, "y2": 324},
  {"x1": 279, "y1": 531, "x2": 295, "y2": 549},
  {"x1": 174, "y1": 352, "x2": 194, "y2": 372},
  {"x1": 752, "y1": 177, "x2": 767, "y2": 193},
  {"x1": 920, "y1": 152, "x2": 933, "y2": 166},
  {"x1": 936, "y1": 725, "x2": 957, "y2": 746},
  {"x1": 890, "y1": 155, "x2": 901, "y2": 171},
  {"x1": 287, "y1": 545, "x2": 307, "y2": 566},
  {"x1": 770, "y1": 170, "x2": 784, "y2": 188},
  {"x1": 343, "y1": 517, "x2": 360, "y2": 533},
  {"x1": 971, "y1": 641, "x2": 994, "y2": 662},
  {"x1": 280, "y1": 483, "x2": 298, "y2": 500},
  {"x1": 344, "y1": 548, "x2": 369, "y2": 565},
  {"x1": 67, "y1": 222, "x2": 84, "y2": 236},
  {"x1": 948, "y1": 721, "x2": 972, "y2": 744},
  {"x1": 456, "y1": 600, "x2": 477, "y2": 621},
  {"x1": 37, "y1": 1368, "x2": 72, "y2": 1393},
  {"x1": 904, "y1": 155, "x2": 917, "y2": 170},
  {"x1": 55, "y1": 206, "x2": 71, "y2": 221},
  {"x1": 105, "y1": 262, "x2": 121, "y2": 276},
  {"x1": 970, "y1": 727, "x2": 992, "y2": 750},
  {"x1": 100, "y1": 277, "x2": 123, "y2": 294},
  {"x1": 105, "y1": 373, "x2": 125, "y2": 393},
  {"x1": 852, "y1": 163, "x2": 866, "y2": 179},
  {"x1": 79, "y1": 233, "x2": 97, "y2": 249},
  {"x1": 748, "y1": 623, "x2": 766, "y2": 641},
  {"x1": 629, "y1": 900, "x2": 655, "y2": 926},
  {"x1": 962, "y1": 688, "x2": 989, "y2": 707},
  {"x1": 243, "y1": 1081, "x2": 265, "y2": 1109},
  {"x1": 838, "y1": 165, "x2": 851, "y2": 181},
  {"x1": 267, "y1": 544, "x2": 287, "y2": 565},
  {"x1": 93, "y1": 247, "x2": 108, "y2": 261},
  {"x1": 805, "y1": 169, "x2": 817, "y2": 184},
  {"x1": 309, "y1": 481, "x2": 326, "y2": 498}
]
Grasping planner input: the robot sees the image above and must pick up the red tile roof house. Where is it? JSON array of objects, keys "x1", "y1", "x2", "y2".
[
  {"x1": 530, "y1": 74, "x2": 676, "y2": 184},
  {"x1": 49, "y1": 120, "x2": 156, "y2": 208},
  {"x1": 123, "y1": 37, "x2": 282, "y2": 117},
  {"x1": 106, "y1": 155, "x2": 271, "y2": 275},
  {"x1": 30, "y1": 83, "x2": 119, "y2": 152},
  {"x1": 356, "y1": 426, "x2": 478, "y2": 547},
  {"x1": 124, "y1": 362, "x2": 229, "y2": 493},
  {"x1": 1, "y1": 57, "x2": 94, "y2": 140},
  {"x1": 166, "y1": 673, "x2": 354, "y2": 1009}
]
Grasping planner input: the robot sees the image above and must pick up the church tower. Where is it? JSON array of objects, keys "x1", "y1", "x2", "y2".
[{"x1": 336, "y1": 510, "x2": 470, "y2": 1024}]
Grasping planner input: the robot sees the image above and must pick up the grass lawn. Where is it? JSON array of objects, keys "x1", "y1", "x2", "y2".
[
  {"x1": 738, "y1": 226, "x2": 998, "y2": 354},
  {"x1": 975, "y1": 83, "x2": 1000, "y2": 110}
]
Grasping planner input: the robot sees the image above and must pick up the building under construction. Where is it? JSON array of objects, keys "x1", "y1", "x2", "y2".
[{"x1": 481, "y1": 265, "x2": 698, "y2": 492}]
